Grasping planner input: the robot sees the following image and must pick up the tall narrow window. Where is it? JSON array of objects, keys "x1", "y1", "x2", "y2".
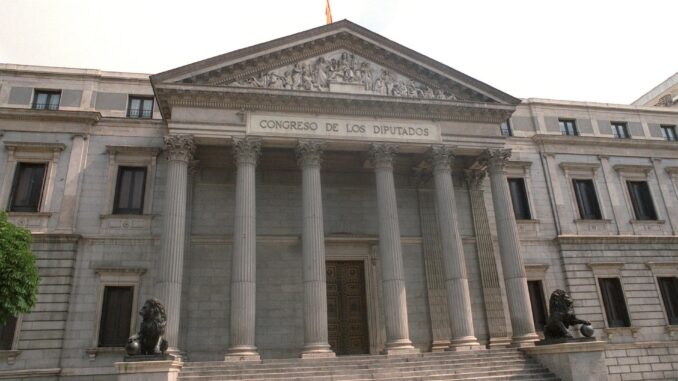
[
  {"x1": 661, "y1": 125, "x2": 677, "y2": 142},
  {"x1": 573, "y1": 179, "x2": 602, "y2": 219},
  {"x1": 527, "y1": 280, "x2": 548, "y2": 331},
  {"x1": 508, "y1": 178, "x2": 531, "y2": 219},
  {"x1": 559, "y1": 119, "x2": 578, "y2": 136},
  {"x1": 127, "y1": 96, "x2": 154, "y2": 118},
  {"x1": 32, "y1": 90, "x2": 61, "y2": 110},
  {"x1": 0, "y1": 316, "x2": 18, "y2": 350},
  {"x1": 98, "y1": 286, "x2": 134, "y2": 347},
  {"x1": 657, "y1": 277, "x2": 678, "y2": 325},
  {"x1": 598, "y1": 278, "x2": 631, "y2": 328},
  {"x1": 500, "y1": 120, "x2": 513, "y2": 137},
  {"x1": 113, "y1": 167, "x2": 147, "y2": 215},
  {"x1": 611, "y1": 122, "x2": 630, "y2": 139},
  {"x1": 627, "y1": 181, "x2": 657, "y2": 220},
  {"x1": 9, "y1": 163, "x2": 47, "y2": 212}
]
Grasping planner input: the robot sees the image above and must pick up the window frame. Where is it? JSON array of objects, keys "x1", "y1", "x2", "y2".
[
  {"x1": 646, "y1": 262, "x2": 678, "y2": 331},
  {"x1": 507, "y1": 177, "x2": 532, "y2": 220},
  {"x1": 112, "y1": 166, "x2": 147, "y2": 215},
  {"x1": 97, "y1": 285, "x2": 135, "y2": 347},
  {"x1": 525, "y1": 264, "x2": 550, "y2": 334},
  {"x1": 103, "y1": 146, "x2": 160, "y2": 216},
  {"x1": 660, "y1": 125, "x2": 677, "y2": 142},
  {"x1": 500, "y1": 119, "x2": 513, "y2": 137},
  {"x1": 558, "y1": 119, "x2": 578, "y2": 136},
  {"x1": 126, "y1": 95, "x2": 154, "y2": 119},
  {"x1": 588, "y1": 262, "x2": 637, "y2": 339},
  {"x1": 611, "y1": 122, "x2": 630, "y2": 139},
  {"x1": 31, "y1": 89, "x2": 61, "y2": 111},
  {"x1": 0, "y1": 314, "x2": 22, "y2": 365},
  {"x1": 572, "y1": 179, "x2": 603, "y2": 220},
  {"x1": 8, "y1": 162, "x2": 47, "y2": 213},
  {"x1": 0, "y1": 142, "x2": 65, "y2": 218},
  {"x1": 597, "y1": 277, "x2": 631, "y2": 328},
  {"x1": 626, "y1": 180, "x2": 658, "y2": 221},
  {"x1": 613, "y1": 164, "x2": 664, "y2": 228},
  {"x1": 89, "y1": 267, "x2": 145, "y2": 357}
]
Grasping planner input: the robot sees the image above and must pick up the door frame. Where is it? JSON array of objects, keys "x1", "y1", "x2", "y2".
[{"x1": 325, "y1": 241, "x2": 384, "y2": 355}]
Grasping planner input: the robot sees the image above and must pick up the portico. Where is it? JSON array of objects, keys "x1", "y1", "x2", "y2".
[{"x1": 150, "y1": 20, "x2": 537, "y2": 359}]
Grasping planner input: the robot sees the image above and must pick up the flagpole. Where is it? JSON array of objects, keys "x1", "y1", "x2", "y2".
[{"x1": 325, "y1": 0, "x2": 333, "y2": 24}]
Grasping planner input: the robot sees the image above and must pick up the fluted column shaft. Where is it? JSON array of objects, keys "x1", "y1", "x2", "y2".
[
  {"x1": 484, "y1": 149, "x2": 538, "y2": 346},
  {"x1": 157, "y1": 134, "x2": 195, "y2": 352},
  {"x1": 227, "y1": 138, "x2": 261, "y2": 359},
  {"x1": 430, "y1": 146, "x2": 479, "y2": 350},
  {"x1": 297, "y1": 140, "x2": 335, "y2": 358},
  {"x1": 369, "y1": 144, "x2": 416, "y2": 353}
]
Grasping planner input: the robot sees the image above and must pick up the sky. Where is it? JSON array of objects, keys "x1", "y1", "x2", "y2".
[{"x1": 1, "y1": 0, "x2": 676, "y2": 104}]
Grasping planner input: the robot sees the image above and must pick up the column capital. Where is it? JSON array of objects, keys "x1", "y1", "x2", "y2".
[
  {"x1": 429, "y1": 145, "x2": 456, "y2": 170},
  {"x1": 164, "y1": 134, "x2": 195, "y2": 162},
  {"x1": 369, "y1": 143, "x2": 399, "y2": 168},
  {"x1": 233, "y1": 137, "x2": 261, "y2": 165},
  {"x1": 464, "y1": 169, "x2": 487, "y2": 190},
  {"x1": 296, "y1": 139, "x2": 327, "y2": 167},
  {"x1": 482, "y1": 148, "x2": 512, "y2": 173}
]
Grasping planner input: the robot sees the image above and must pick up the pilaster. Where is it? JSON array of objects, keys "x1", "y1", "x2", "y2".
[
  {"x1": 483, "y1": 148, "x2": 538, "y2": 347},
  {"x1": 429, "y1": 145, "x2": 480, "y2": 350},
  {"x1": 464, "y1": 169, "x2": 511, "y2": 348}
]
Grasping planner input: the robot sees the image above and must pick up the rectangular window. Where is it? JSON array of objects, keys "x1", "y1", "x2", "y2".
[
  {"x1": 113, "y1": 166, "x2": 146, "y2": 215},
  {"x1": 8, "y1": 163, "x2": 47, "y2": 212},
  {"x1": 508, "y1": 178, "x2": 531, "y2": 219},
  {"x1": 559, "y1": 119, "x2": 578, "y2": 136},
  {"x1": 661, "y1": 125, "x2": 677, "y2": 141},
  {"x1": 598, "y1": 278, "x2": 631, "y2": 328},
  {"x1": 573, "y1": 179, "x2": 602, "y2": 219},
  {"x1": 500, "y1": 120, "x2": 513, "y2": 137},
  {"x1": 98, "y1": 286, "x2": 134, "y2": 347},
  {"x1": 127, "y1": 96, "x2": 154, "y2": 118},
  {"x1": 657, "y1": 277, "x2": 678, "y2": 325},
  {"x1": 0, "y1": 316, "x2": 18, "y2": 350},
  {"x1": 611, "y1": 122, "x2": 630, "y2": 139},
  {"x1": 32, "y1": 90, "x2": 61, "y2": 110},
  {"x1": 627, "y1": 181, "x2": 657, "y2": 220},
  {"x1": 527, "y1": 280, "x2": 548, "y2": 331}
]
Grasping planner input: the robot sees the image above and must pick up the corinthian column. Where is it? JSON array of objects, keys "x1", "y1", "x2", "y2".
[
  {"x1": 296, "y1": 140, "x2": 335, "y2": 358},
  {"x1": 429, "y1": 146, "x2": 480, "y2": 351},
  {"x1": 226, "y1": 137, "x2": 261, "y2": 361},
  {"x1": 483, "y1": 149, "x2": 538, "y2": 346},
  {"x1": 157, "y1": 134, "x2": 195, "y2": 354},
  {"x1": 369, "y1": 143, "x2": 417, "y2": 354}
]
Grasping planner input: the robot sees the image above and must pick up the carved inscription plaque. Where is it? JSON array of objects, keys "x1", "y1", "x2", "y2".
[{"x1": 248, "y1": 113, "x2": 441, "y2": 143}]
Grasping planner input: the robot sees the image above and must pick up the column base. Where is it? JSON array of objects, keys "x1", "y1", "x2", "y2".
[
  {"x1": 383, "y1": 340, "x2": 419, "y2": 356},
  {"x1": 225, "y1": 345, "x2": 260, "y2": 362},
  {"x1": 447, "y1": 337, "x2": 483, "y2": 352},
  {"x1": 487, "y1": 337, "x2": 512, "y2": 348},
  {"x1": 301, "y1": 343, "x2": 335, "y2": 359},
  {"x1": 431, "y1": 340, "x2": 451, "y2": 352},
  {"x1": 511, "y1": 333, "x2": 540, "y2": 348}
]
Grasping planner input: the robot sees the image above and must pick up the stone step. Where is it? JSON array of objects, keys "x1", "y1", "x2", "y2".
[
  {"x1": 180, "y1": 358, "x2": 535, "y2": 377},
  {"x1": 180, "y1": 354, "x2": 527, "y2": 374},
  {"x1": 182, "y1": 348, "x2": 522, "y2": 369},
  {"x1": 177, "y1": 348, "x2": 560, "y2": 381}
]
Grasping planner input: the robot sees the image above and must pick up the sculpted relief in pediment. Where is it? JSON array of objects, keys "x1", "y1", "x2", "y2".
[{"x1": 227, "y1": 50, "x2": 458, "y2": 100}]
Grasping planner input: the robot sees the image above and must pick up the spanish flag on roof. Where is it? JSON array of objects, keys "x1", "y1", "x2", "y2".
[{"x1": 326, "y1": 0, "x2": 333, "y2": 24}]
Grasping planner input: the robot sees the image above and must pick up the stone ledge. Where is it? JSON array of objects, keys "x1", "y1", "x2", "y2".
[
  {"x1": 86, "y1": 346, "x2": 126, "y2": 360},
  {"x1": 0, "y1": 367, "x2": 60, "y2": 379},
  {"x1": 522, "y1": 340, "x2": 607, "y2": 355},
  {"x1": 605, "y1": 340, "x2": 678, "y2": 350},
  {"x1": 604, "y1": 326, "x2": 640, "y2": 340}
]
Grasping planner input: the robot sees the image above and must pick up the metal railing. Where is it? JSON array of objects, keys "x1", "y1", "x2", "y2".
[
  {"x1": 31, "y1": 103, "x2": 59, "y2": 111},
  {"x1": 127, "y1": 108, "x2": 153, "y2": 118}
]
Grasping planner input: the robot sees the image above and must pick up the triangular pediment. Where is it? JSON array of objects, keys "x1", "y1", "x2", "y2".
[{"x1": 152, "y1": 20, "x2": 519, "y2": 105}]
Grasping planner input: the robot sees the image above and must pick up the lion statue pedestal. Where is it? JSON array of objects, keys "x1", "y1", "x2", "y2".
[{"x1": 521, "y1": 289, "x2": 608, "y2": 381}]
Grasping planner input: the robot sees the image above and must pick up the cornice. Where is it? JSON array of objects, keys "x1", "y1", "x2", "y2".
[
  {"x1": 4, "y1": 141, "x2": 66, "y2": 152},
  {"x1": 613, "y1": 164, "x2": 653, "y2": 174},
  {"x1": 522, "y1": 98, "x2": 678, "y2": 117},
  {"x1": 155, "y1": 85, "x2": 515, "y2": 123},
  {"x1": 556, "y1": 235, "x2": 678, "y2": 245},
  {"x1": 532, "y1": 134, "x2": 678, "y2": 151},
  {"x1": 0, "y1": 107, "x2": 101, "y2": 125},
  {"x1": 105, "y1": 145, "x2": 161, "y2": 156}
]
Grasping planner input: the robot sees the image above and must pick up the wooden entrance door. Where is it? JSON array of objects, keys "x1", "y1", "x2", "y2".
[{"x1": 326, "y1": 261, "x2": 369, "y2": 355}]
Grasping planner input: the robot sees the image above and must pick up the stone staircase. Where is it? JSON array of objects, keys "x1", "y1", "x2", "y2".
[{"x1": 177, "y1": 348, "x2": 560, "y2": 381}]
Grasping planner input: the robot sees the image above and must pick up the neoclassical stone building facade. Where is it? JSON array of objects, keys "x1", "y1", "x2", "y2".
[{"x1": 0, "y1": 21, "x2": 677, "y2": 380}]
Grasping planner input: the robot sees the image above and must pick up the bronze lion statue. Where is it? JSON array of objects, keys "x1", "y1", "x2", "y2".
[
  {"x1": 125, "y1": 298, "x2": 169, "y2": 356},
  {"x1": 543, "y1": 289, "x2": 590, "y2": 339}
]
